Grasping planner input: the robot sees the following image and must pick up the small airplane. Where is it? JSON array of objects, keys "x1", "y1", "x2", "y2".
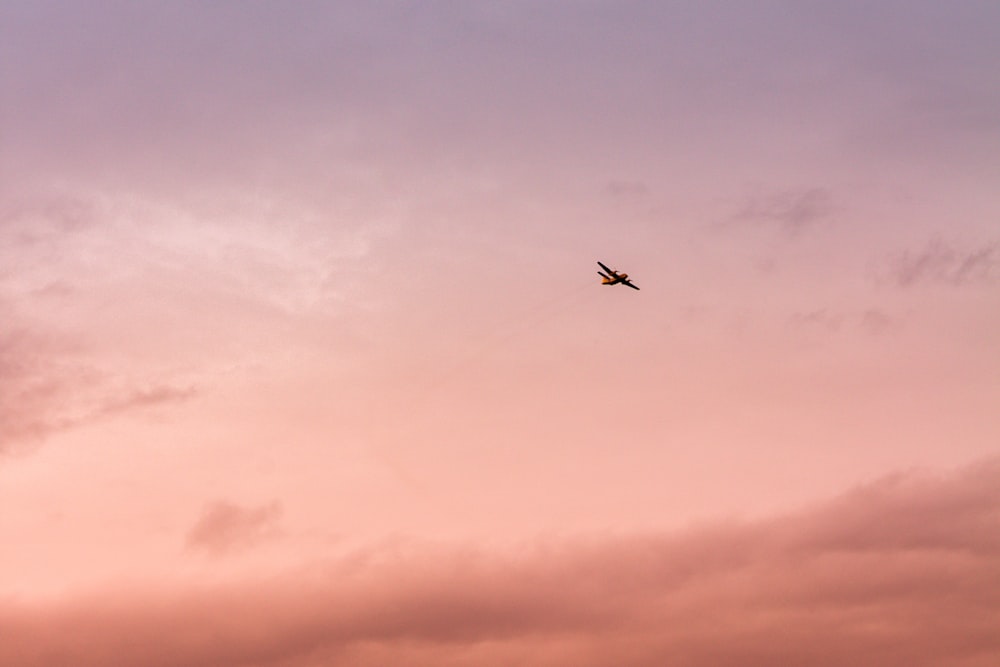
[{"x1": 597, "y1": 261, "x2": 640, "y2": 290}]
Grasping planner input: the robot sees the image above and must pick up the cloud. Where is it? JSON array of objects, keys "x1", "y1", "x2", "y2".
[
  {"x1": 729, "y1": 188, "x2": 837, "y2": 236},
  {"x1": 606, "y1": 180, "x2": 649, "y2": 197},
  {"x1": 0, "y1": 187, "x2": 380, "y2": 458},
  {"x1": 0, "y1": 193, "x2": 98, "y2": 237},
  {"x1": 0, "y1": 379, "x2": 196, "y2": 454},
  {"x1": 787, "y1": 308, "x2": 900, "y2": 337},
  {"x1": 0, "y1": 326, "x2": 196, "y2": 454},
  {"x1": 859, "y1": 308, "x2": 896, "y2": 335},
  {"x1": 0, "y1": 209, "x2": 199, "y2": 453},
  {"x1": 889, "y1": 238, "x2": 997, "y2": 287},
  {"x1": 95, "y1": 385, "x2": 197, "y2": 418},
  {"x1": 186, "y1": 500, "x2": 284, "y2": 555},
  {"x1": 0, "y1": 193, "x2": 101, "y2": 287},
  {"x1": 0, "y1": 327, "x2": 86, "y2": 453},
  {"x1": 789, "y1": 309, "x2": 843, "y2": 332},
  {"x1": 3, "y1": 458, "x2": 1000, "y2": 666}
]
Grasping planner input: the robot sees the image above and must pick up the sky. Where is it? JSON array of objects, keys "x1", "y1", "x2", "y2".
[{"x1": 1, "y1": 1, "x2": 998, "y2": 664}]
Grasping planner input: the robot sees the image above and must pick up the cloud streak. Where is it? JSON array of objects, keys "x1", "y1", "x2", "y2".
[
  {"x1": 0, "y1": 326, "x2": 196, "y2": 453},
  {"x1": 3, "y1": 458, "x2": 999, "y2": 666},
  {"x1": 889, "y1": 238, "x2": 997, "y2": 287}
]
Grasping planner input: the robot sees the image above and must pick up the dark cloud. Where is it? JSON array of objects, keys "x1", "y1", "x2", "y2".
[
  {"x1": 3, "y1": 458, "x2": 1000, "y2": 666},
  {"x1": 889, "y1": 238, "x2": 997, "y2": 287},
  {"x1": 186, "y1": 500, "x2": 284, "y2": 555}
]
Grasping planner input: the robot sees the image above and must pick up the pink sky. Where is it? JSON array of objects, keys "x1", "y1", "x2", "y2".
[{"x1": 2, "y1": 2, "x2": 999, "y2": 664}]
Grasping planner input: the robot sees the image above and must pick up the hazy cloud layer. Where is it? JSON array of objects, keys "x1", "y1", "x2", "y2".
[
  {"x1": 3, "y1": 459, "x2": 999, "y2": 666},
  {"x1": 0, "y1": 186, "x2": 375, "y2": 455}
]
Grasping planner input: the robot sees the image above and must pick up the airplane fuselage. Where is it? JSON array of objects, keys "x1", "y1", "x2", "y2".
[
  {"x1": 601, "y1": 272, "x2": 628, "y2": 285},
  {"x1": 597, "y1": 261, "x2": 639, "y2": 290}
]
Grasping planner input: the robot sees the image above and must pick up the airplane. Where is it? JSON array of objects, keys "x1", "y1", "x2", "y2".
[{"x1": 597, "y1": 261, "x2": 640, "y2": 290}]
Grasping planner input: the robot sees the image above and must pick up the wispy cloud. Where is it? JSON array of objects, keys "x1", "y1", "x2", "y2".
[
  {"x1": 0, "y1": 327, "x2": 87, "y2": 453},
  {"x1": 787, "y1": 308, "x2": 901, "y2": 337},
  {"x1": 95, "y1": 385, "x2": 197, "y2": 418},
  {"x1": 0, "y1": 326, "x2": 197, "y2": 454},
  {"x1": 0, "y1": 194, "x2": 98, "y2": 236},
  {"x1": 789, "y1": 308, "x2": 844, "y2": 332},
  {"x1": 861, "y1": 308, "x2": 902, "y2": 336},
  {"x1": 606, "y1": 180, "x2": 649, "y2": 198},
  {"x1": 889, "y1": 237, "x2": 997, "y2": 287},
  {"x1": 728, "y1": 188, "x2": 837, "y2": 236},
  {"x1": 0, "y1": 380, "x2": 197, "y2": 455},
  {"x1": 3, "y1": 458, "x2": 999, "y2": 666}
]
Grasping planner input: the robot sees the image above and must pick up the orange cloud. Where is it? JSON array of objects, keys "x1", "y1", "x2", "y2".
[{"x1": 3, "y1": 458, "x2": 999, "y2": 666}]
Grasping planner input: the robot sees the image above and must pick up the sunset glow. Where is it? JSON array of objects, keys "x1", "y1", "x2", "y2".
[{"x1": 2, "y1": 3, "x2": 999, "y2": 665}]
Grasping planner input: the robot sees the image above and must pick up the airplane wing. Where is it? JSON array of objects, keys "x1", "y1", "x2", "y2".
[
  {"x1": 598, "y1": 271, "x2": 611, "y2": 279},
  {"x1": 623, "y1": 280, "x2": 640, "y2": 290},
  {"x1": 597, "y1": 261, "x2": 615, "y2": 276}
]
